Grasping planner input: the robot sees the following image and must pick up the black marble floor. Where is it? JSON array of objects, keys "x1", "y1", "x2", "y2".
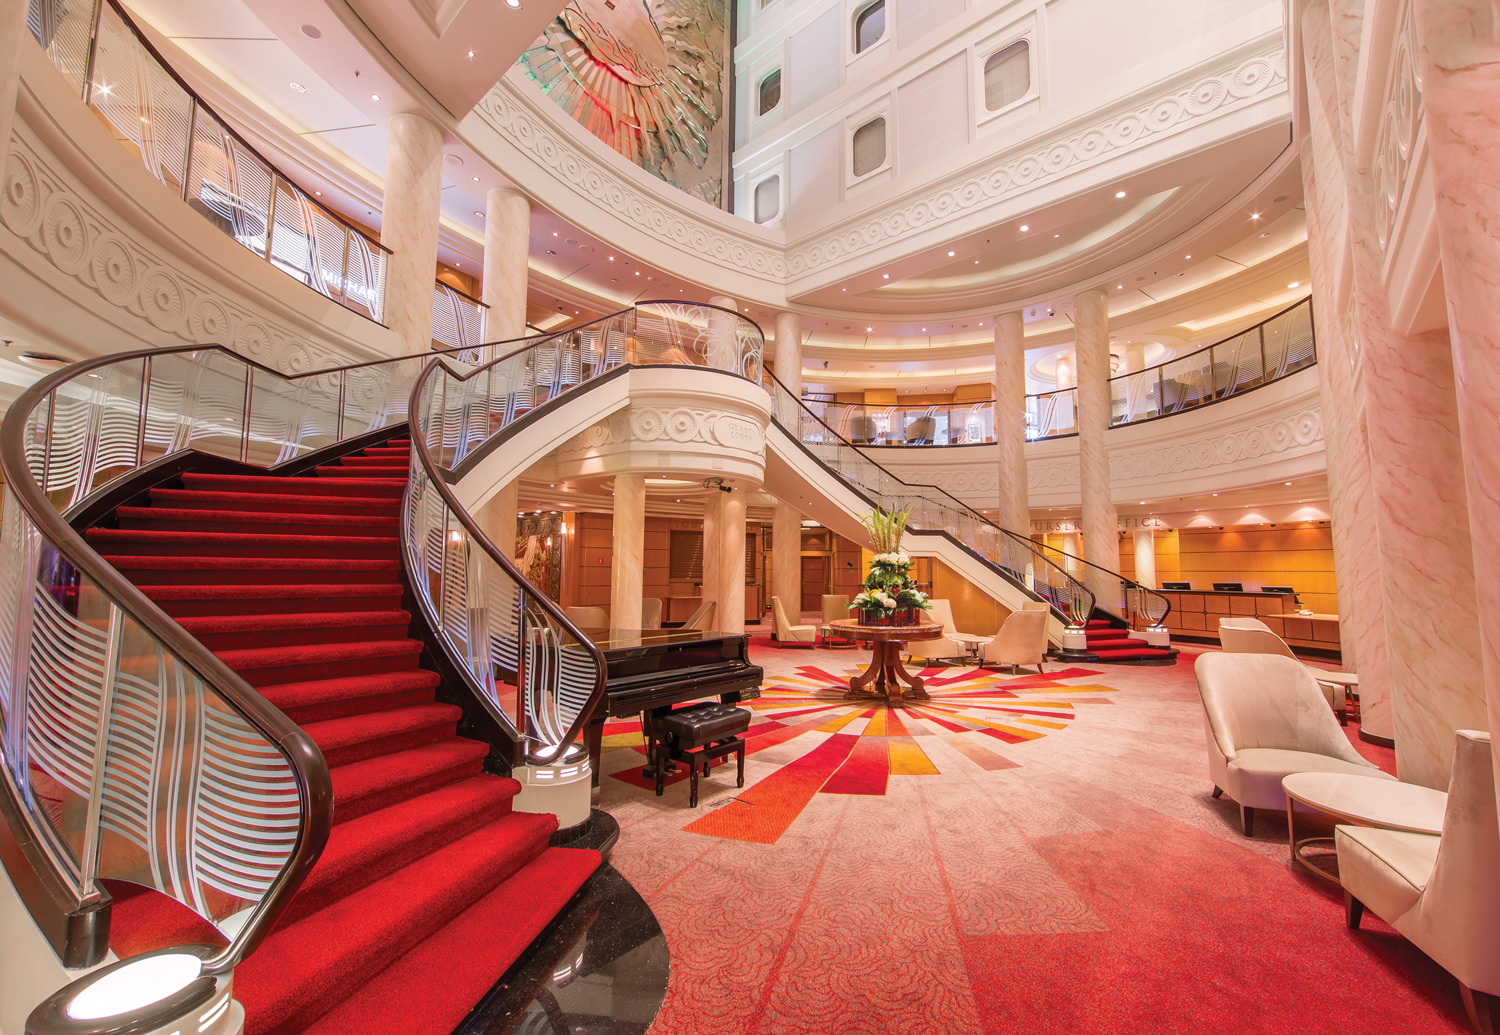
[{"x1": 452, "y1": 863, "x2": 669, "y2": 1035}]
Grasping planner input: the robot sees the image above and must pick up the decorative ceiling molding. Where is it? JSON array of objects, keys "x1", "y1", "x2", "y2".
[{"x1": 469, "y1": 38, "x2": 1288, "y2": 296}]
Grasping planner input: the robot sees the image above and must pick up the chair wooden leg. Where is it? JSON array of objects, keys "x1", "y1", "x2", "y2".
[
  {"x1": 1240, "y1": 804, "x2": 1255, "y2": 837},
  {"x1": 1212, "y1": 785, "x2": 1223, "y2": 799},
  {"x1": 1344, "y1": 891, "x2": 1364, "y2": 930},
  {"x1": 1462, "y1": 985, "x2": 1498, "y2": 1035},
  {"x1": 736, "y1": 740, "x2": 745, "y2": 788}
]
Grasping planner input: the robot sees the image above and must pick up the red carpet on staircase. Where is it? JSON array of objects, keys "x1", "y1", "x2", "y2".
[
  {"x1": 88, "y1": 438, "x2": 599, "y2": 1035},
  {"x1": 1083, "y1": 618, "x2": 1169, "y2": 662}
]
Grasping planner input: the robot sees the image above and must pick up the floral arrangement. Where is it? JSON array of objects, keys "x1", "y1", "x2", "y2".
[{"x1": 850, "y1": 507, "x2": 930, "y2": 626}]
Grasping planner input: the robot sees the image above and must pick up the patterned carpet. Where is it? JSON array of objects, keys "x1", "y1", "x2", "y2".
[{"x1": 599, "y1": 641, "x2": 1469, "y2": 1034}]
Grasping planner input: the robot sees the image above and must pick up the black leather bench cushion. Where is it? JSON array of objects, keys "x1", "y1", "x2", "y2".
[{"x1": 659, "y1": 702, "x2": 751, "y2": 749}]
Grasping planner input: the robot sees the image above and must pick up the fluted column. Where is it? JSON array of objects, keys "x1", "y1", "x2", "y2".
[
  {"x1": 702, "y1": 493, "x2": 723, "y2": 620},
  {"x1": 993, "y1": 311, "x2": 1029, "y2": 534},
  {"x1": 719, "y1": 488, "x2": 746, "y2": 634},
  {"x1": 773, "y1": 311, "x2": 803, "y2": 393},
  {"x1": 478, "y1": 480, "x2": 518, "y2": 562},
  {"x1": 1074, "y1": 289, "x2": 1118, "y2": 609},
  {"x1": 1412, "y1": 0, "x2": 1500, "y2": 789},
  {"x1": 1298, "y1": 7, "x2": 1394, "y2": 742},
  {"x1": 610, "y1": 475, "x2": 645, "y2": 629},
  {"x1": 772, "y1": 503, "x2": 801, "y2": 627},
  {"x1": 1324, "y1": 0, "x2": 1487, "y2": 789},
  {"x1": 0, "y1": 0, "x2": 28, "y2": 190},
  {"x1": 708, "y1": 295, "x2": 738, "y2": 372},
  {"x1": 380, "y1": 113, "x2": 444, "y2": 355},
  {"x1": 1132, "y1": 531, "x2": 1156, "y2": 590},
  {"x1": 483, "y1": 187, "x2": 530, "y2": 342}
]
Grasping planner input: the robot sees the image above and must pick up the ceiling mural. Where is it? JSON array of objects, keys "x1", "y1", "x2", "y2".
[{"x1": 518, "y1": 0, "x2": 730, "y2": 208}]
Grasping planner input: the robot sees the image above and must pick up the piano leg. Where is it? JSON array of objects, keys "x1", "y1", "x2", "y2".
[{"x1": 584, "y1": 720, "x2": 604, "y2": 788}]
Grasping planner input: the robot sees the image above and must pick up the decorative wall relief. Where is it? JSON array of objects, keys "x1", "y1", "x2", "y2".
[{"x1": 518, "y1": 0, "x2": 730, "y2": 208}]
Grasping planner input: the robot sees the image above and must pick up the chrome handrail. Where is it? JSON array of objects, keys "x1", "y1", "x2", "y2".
[
  {"x1": 404, "y1": 301, "x2": 766, "y2": 764},
  {"x1": 1029, "y1": 538, "x2": 1173, "y2": 628}
]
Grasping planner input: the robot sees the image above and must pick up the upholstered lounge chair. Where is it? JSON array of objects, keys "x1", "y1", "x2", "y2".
[
  {"x1": 983, "y1": 607, "x2": 1050, "y2": 674},
  {"x1": 641, "y1": 597, "x2": 663, "y2": 630},
  {"x1": 564, "y1": 605, "x2": 610, "y2": 628},
  {"x1": 1218, "y1": 617, "x2": 1347, "y2": 723},
  {"x1": 1339, "y1": 731, "x2": 1499, "y2": 1034},
  {"x1": 820, "y1": 594, "x2": 856, "y2": 647},
  {"x1": 772, "y1": 596, "x2": 816, "y2": 647},
  {"x1": 1194, "y1": 652, "x2": 1393, "y2": 836},
  {"x1": 682, "y1": 600, "x2": 716, "y2": 630},
  {"x1": 906, "y1": 599, "x2": 963, "y2": 664}
]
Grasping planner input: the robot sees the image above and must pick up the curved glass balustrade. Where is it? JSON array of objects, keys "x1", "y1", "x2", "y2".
[{"x1": 806, "y1": 299, "x2": 1315, "y2": 446}]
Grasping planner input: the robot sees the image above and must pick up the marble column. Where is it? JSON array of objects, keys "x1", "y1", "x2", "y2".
[
  {"x1": 0, "y1": 0, "x2": 28, "y2": 190},
  {"x1": 702, "y1": 493, "x2": 723, "y2": 619},
  {"x1": 773, "y1": 311, "x2": 803, "y2": 394},
  {"x1": 1328, "y1": 0, "x2": 1487, "y2": 788},
  {"x1": 772, "y1": 502, "x2": 801, "y2": 625},
  {"x1": 1412, "y1": 0, "x2": 1500, "y2": 793},
  {"x1": 1132, "y1": 531, "x2": 1156, "y2": 590},
  {"x1": 610, "y1": 475, "x2": 645, "y2": 629},
  {"x1": 1073, "y1": 289, "x2": 1119, "y2": 610},
  {"x1": 477, "y1": 480, "x2": 518, "y2": 562},
  {"x1": 708, "y1": 295, "x2": 739, "y2": 372},
  {"x1": 1298, "y1": 2, "x2": 1395, "y2": 742},
  {"x1": 1124, "y1": 342, "x2": 1147, "y2": 373},
  {"x1": 719, "y1": 488, "x2": 747, "y2": 634},
  {"x1": 993, "y1": 311, "x2": 1029, "y2": 534},
  {"x1": 380, "y1": 113, "x2": 445, "y2": 355},
  {"x1": 482, "y1": 187, "x2": 530, "y2": 342}
]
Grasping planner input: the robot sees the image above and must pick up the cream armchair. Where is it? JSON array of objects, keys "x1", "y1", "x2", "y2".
[
  {"x1": 641, "y1": 597, "x2": 663, "y2": 630},
  {"x1": 984, "y1": 608, "x2": 1050, "y2": 674},
  {"x1": 1218, "y1": 617, "x2": 1347, "y2": 723},
  {"x1": 771, "y1": 596, "x2": 816, "y2": 648},
  {"x1": 1194, "y1": 652, "x2": 1393, "y2": 836},
  {"x1": 820, "y1": 594, "x2": 856, "y2": 647},
  {"x1": 565, "y1": 605, "x2": 609, "y2": 628},
  {"x1": 906, "y1": 599, "x2": 962, "y2": 663},
  {"x1": 682, "y1": 600, "x2": 716, "y2": 630},
  {"x1": 1339, "y1": 731, "x2": 1498, "y2": 1033}
]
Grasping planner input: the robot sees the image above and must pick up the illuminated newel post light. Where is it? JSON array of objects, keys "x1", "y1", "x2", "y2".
[
  {"x1": 27, "y1": 945, "x2": 242, "y2": 1035},
  {"x1": 850, "y1": 505, "x2": 931, "y2": 626}
]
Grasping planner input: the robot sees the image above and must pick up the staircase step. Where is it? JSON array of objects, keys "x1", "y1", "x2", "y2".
[
  {"x1": 232, "y1": 812, "x2": 558, "y2": 1035},
  {"x1": 315, "y1": 465, "x2": 410, "y2": 481},
  {"x1": 149, "y1": 488, "x2": 399, "y2": 518},
  {"x1": 258, "y1": 670, "x2": 442, "y2": 725},
  {"x1": 86, "y1": 528, "x2": 398, "y2": 561},
  {"x1": 101, "y1": 555, "x2": 400, "y2": 586},
  {"x1": 336, "y1": 456, "x2": 409, "y2": 469},
  {"x1": 359, "y1": 447, "x2": 411, "y2": 458},
  {"x1": 181, "y1": 472, "x2": 405, "y2": 498},
  {"x1": 216, "y1": 639, "x2": 424, "y2": 687},
  {"x1": 330, "y1": 739, "x2": 491, "y2": 825},
  {"x1": 132, "y1": 583, "x2": 405, "y2": 618},
  {"x1": 175, "y1": 610, "x2": 411, "y2": 652},
  {"x1": 305, "y1": 703, "x2": 463, "y2": 768},
  {"x1": 117, "y1": 506, "x2": 398, "y2": 538},
  {"x1": 277, "y1": 775, "x2": 520, "y2": 930},
  {"x1": 299, "y1": 847, "x2": 600, "y2": 1035}
]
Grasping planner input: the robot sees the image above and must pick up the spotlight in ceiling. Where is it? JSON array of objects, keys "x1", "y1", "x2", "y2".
[
  {"x1": 866, "y1": 327, "x2": 873, "y2": 332},
  {"x1": 505, "y1": 0, "x2": 521, "y2": 6},
  {"x1": 1019, "y1": 224, "x2": 1029, "y2": 231},
  {"x1": 882, "y1": 273, "x2": 889, "y2": 279},
  {"x1": 289, "y1": 82, "x2": 306, "y2": 93},
  {"x1": 947, "y1": 250, "x2": 955, "y2": 257},
  {"x1": 1288, "y1": 280, "x2": 1301, "y2": 288},
  {"x1": 1251, "y1": 212, "x2": 1262, "y2": 220},
  {"x1": 1115, "y1": 190, "x2": 1126, "y2": 198},
  {"x1": 472, "y1": 175, "x2": 480, "y2": 181},
  {"x1": 473, "y1": 211, "x2": 483, "y2": 217}
]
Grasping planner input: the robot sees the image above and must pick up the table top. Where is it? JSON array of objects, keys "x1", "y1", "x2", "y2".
[
  {"x1": 1282, "y1": 772, "x2": 1446, "y2": 835},
  {"x1": 823, "y1": 619, "x2": 944, "y2": 642},
  {"x1": 1310, "y1": 671, "x2": 1359, "y2": 686},
  {"x1": 950, "y1": 633, "x2": 993, "y2": 645}
]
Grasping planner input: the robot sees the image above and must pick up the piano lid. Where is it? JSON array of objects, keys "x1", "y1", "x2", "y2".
[{"x1": 581, "y1": 627, "x2": 743, "y2": 652}]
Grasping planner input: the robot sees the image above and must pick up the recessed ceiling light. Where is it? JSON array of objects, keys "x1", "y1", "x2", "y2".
[
  {"x1": 473, "y1": 211, "x2": 483, "y2": 217},
  {"x1": 882, "y1": 273, "x2": 889, "y2": 279},
  {"x1": 1115, "y1": 190, "x2": 1126, "y2": 198},
  {"x1": 505, "y1": 0, "x2": 520, "y2": 6},
  {"x1": 608, "y1": 256, "x2": 614, "y2": 261},
  {"x1": 1251, "y1": 212, "x2": 1262, "y2": 220},
  {"x1": 289, "y1": 82, "x2": 306, "y2": 93},
  {"x1": 1019, "y1": 224, "x2": 1029, "y2": 231},
  {"x1": 947, "y1": 251, "x2": 955, "y2": 257},
  {"x1": 1212, "y1": 493, "x2": 1219, "y2": 496},
  {"x1": 1117, "y1": 284, "x2": 1124, "y2": 289},
  {"x1": 1288, "y1": 281, "x2": 1300, "y2": 288},
  {"x1": 300, "y1": 23, "x2": 322, "y2": 38},
  {"x1": 1185, "y1": 254, "x2": 1192, "y2": 259},
  {"x1": 552, "y1": 232, "x2": 559, "y2": 237},
  {"x1": 370, "y1": 93, "x2": 380, "y2": 101},
  {"x1": 1259, "y1": 231, "x2": 1271, "y2": 238},
  {"x1": 314, "y1": 190, "x2": 322, "y2": 196},
  {"x1": 1053, "y1": 234, "x2": 1061, "y2": 239},
  {"x1": 866, "y1": 327, "x2": 873, "y2": 332},
  {"x1": 974, "y1": 260, "x2": 980, "y2": 264},
  {"x1": 472, "y1": 175, "x2": 480, "y2": 182},
  {"x1": 921, "y1": 327, "x2": 926, "y2": 332},
  {"x1": 467, "y1": 50, "x2": 475, "y2": 58}
]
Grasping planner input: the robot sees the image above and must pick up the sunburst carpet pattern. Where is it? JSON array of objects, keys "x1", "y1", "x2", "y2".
[{"x1": 599, "y1": 640, "x2": 1471, "y2": 1035}]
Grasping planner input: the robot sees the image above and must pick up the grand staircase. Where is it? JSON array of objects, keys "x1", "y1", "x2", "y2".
[{"x1": 84, "y1": 437, "x2": 599, "y2": 1035}]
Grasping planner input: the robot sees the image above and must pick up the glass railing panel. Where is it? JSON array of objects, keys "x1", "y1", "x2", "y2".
[
  {"x1": 28, "y1": 0, "x2": 94, "y2": 95},
  {"x1": 1027, "y1": 388, "x2": 1077, "y2": 439},
  {"x1": 343, "y1": 232, "x2": 387, "y2": 323},
  {"x1": 187, "y1": 107, "x2": 273, "y2": 257},
  {"x1": 1110, "y1": 369, "x2": 1161, "y2": 425},
  {"x1": 1262, "y1": 301, "x2": 1316, "y2": 378},
  {"x1": 1214, "y1": 330, "x2": 1265, "y2": 393},
  {"x1": 43, "y1": 359, "x2": 143, "y2": 511},
  {"x1": 268, "y1": 177, "x2": 317, "y2": 288},
  {"x1": 141, "y1": 350, "x2": 247, "y2": 464},
  {"x1": 88, "y1": 2, "x2": 192, "y2": 194},
  {"x1": 1156, "y1": 350, "x2": 1216, "y2": 415},
  {"x1": 339, "y1": 357, "x2": 421, "y2": 439},
  {"x1": 244, "y1": 368, "x2": 340, "y2": 467}
]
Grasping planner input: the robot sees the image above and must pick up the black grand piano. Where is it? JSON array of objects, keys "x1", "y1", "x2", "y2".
[{"x1": 578, "y1": 626, "x2": 762, "y2": 784}]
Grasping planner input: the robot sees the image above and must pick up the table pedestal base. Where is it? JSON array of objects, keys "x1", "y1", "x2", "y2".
[
  {"x1": 844, "y1": 640, "x2": 930, "y2": 707},
  {"x1": 1287, "y1": 802, "x2": 1340, "y2": 883}
]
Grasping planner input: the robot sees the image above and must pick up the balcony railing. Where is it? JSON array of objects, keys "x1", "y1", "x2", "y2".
[
  {"x1": 27, "y1": 0, "x2": 391, "y2": 323},
  {"x1": 806, "y1": 299, "x2": 1317, "y2": 446},
  {"x1": 431, "y1": 282, "x2": 488, "y2": 351}
]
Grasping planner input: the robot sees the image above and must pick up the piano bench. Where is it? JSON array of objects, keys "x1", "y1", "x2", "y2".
[{"x1": 653, "y1": 703, "x2": 751, "y2": 808}]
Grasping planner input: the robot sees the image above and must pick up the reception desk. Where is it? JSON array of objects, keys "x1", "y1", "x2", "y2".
[{"x1": 1158, "y1": 590, "x2": 1341, "y2": 658}]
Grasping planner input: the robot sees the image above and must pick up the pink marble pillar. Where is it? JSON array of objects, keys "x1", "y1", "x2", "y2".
[
  {"x1": 1327, "y1": 0, "x2": 1487, "y2": 788},
  {"x1": 610, "y1": 474, "x2": 644, "y2": 629},
  {"x1": 1298, "y1": 2, "x2": 1395, "y2": 743},
  {"x1": 993, "y1": 311, "x2": 1029, "y2": 534},
  {"x1": 719, "y1": 489, "x2": 746, "y2": 634},
  {"x1": 702, "y1": 492, "x2": 722, "y2": 619},
  {"x1": 482, "y1": 187, "x2": 530, "y2": 342},
  {"x1": 1073, "y1": 289, "x2": 1119, "y2": 611},
  {"x1": 1412, "y1": 0, "x2": 1500, "y2": 777},
  {"x1": 380, "y1": 114, "x2": 445, "y2": 355}
]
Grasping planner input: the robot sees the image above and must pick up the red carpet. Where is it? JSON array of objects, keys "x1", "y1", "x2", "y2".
[
  {"x1": 89, "y1": 438, "x2": 598, "y2": 1035},
  {"x1": 1084, "y1": 617, "x2": 1171, "y2": 662}
]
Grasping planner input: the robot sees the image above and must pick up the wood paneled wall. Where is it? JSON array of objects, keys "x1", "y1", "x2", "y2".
[{"x1": 1117, "y1": 523, "x2": 1338, "y2": 615}]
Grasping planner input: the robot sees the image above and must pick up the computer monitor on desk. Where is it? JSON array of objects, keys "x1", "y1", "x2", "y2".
[
  {"x1": 1261, "y1": 585, "x2": 1295, "y2": 595},
  {"x1": 1162, "y1": 582, "x2": 1191, "y2": 591},
  {"x1": 1213, "y1": 582, "x2": 1245, "y2": 592}
]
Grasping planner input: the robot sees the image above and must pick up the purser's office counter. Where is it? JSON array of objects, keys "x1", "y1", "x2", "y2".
[{"x1": 1158, "y1": 589, "x2": 1340, "y2": 656}]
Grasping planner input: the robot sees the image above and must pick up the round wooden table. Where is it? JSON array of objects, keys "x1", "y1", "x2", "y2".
[
  {"x1": 821, "y1": 619, "x2": 944, "y2": 707},
  {"x1": 1281, "y1": 772, "x2": 1446, "y2": 883}
]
